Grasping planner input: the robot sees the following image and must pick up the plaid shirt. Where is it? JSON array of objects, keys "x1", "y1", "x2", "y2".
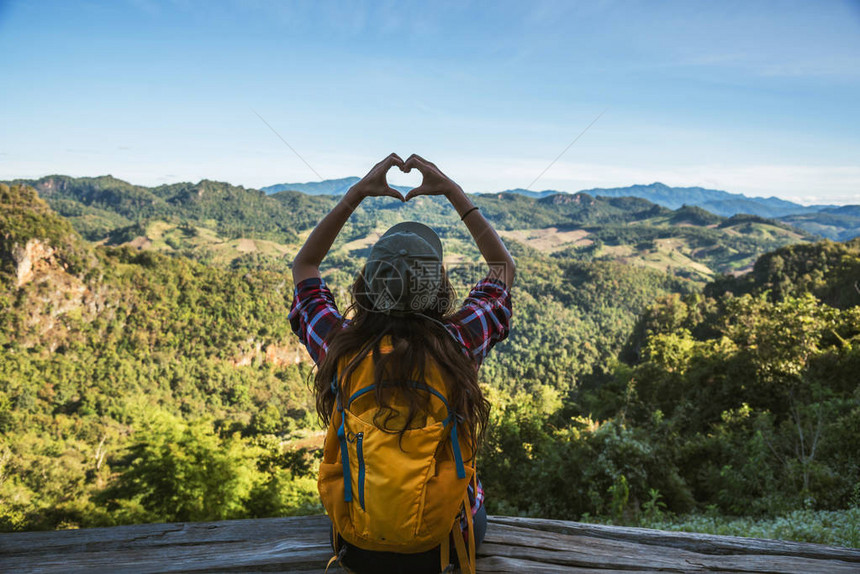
[
  {"x1": 288, "y1": 275, "x2": 512, "y2": 516},
  {"x1": 288, "y1": 276, "x2": 512, "y2": 370}
]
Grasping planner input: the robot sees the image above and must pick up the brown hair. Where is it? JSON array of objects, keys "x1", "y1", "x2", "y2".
[{"x1": 314, "y1": 265, "x2": 490, "y2": 453}]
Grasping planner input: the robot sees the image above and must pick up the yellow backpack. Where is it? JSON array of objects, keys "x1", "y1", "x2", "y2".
[{"x1": 319, "y1": 337, "x2": 477, "y2": 574}]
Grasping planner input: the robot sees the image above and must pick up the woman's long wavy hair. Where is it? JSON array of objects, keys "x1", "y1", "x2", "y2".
[{"x1": 314, "y1": 264, "x2": 490, "y2": 453}]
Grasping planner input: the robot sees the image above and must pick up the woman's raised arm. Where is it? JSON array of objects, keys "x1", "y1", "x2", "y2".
[
  {"x1": 291, "y1": 153, "x2": 405, "y2": 285},
  {"x1": 403, "y1": 154, "x2": 516, "y2": 288}
]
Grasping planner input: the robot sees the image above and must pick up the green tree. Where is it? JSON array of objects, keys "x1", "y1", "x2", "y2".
[{"x1": 103, "y1": 412, "x2": 257, "y2": 522}]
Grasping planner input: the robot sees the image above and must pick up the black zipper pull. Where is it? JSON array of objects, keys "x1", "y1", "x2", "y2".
[{"x1": 356, "y1": 432, "x2": 366, "y2": 510}]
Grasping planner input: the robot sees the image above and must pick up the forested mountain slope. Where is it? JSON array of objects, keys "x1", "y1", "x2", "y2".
[
  {"x1": 0, "y1": 182, "x2": 697, "y2": 530},
  {"x1": 705, "y1": 238, "x2": 860, "y2": 308},
  {"x1": 779, "y1": 205, "x2": 860, "y2": 242},
  {"x1": 481, "y1": 238, "x2": 860, "y2": 523},
  {"x1": 1, "y1": 183, "x2": 318, "y2": 530},
  {"x1": 2, "y1": 180, "x2": 856, "y2": 544}
]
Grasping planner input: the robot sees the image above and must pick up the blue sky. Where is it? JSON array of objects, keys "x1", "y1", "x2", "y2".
[{"x1": 1, "y1": 0, "x2": 859, "y2": 204}]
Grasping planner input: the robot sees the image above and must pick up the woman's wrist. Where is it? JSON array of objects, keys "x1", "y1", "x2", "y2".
[
  {"x1": 342, "y1": 187, "x2": 365, "y2": 210},
  {"x1": 446, "y1": 185, "x2": 475, "y2": 216}
]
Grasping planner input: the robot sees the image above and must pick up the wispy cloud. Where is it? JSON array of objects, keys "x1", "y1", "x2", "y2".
[
  {"x1": 127, "y1": 0, "x2": 162, "y2": 17},
  {"x1": 678, "y1": 52, "x2": 860, "y2": 79}
]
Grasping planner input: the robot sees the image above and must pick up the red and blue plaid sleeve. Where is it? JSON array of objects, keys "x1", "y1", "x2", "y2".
[
  {"x1": 469, "y1": 478, "x2": 484, "y2": 515},
  {"x1": 445, "y1": 277, "x2": 512, "y2": 369},
  {"x1": 288, "y1": 277, "x2": 347, "y2": 366}
]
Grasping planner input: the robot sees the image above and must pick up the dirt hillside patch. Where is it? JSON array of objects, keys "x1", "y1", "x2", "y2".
[{"x1": 499, "y1": 227, "x2": 591, "y2": 252}]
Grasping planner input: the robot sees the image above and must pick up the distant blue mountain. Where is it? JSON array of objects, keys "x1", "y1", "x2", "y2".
[
  {"x1": 261, "y1": 177, "x2": 360, "y2": 195},
  {"x1": 699, "y1": 197, "x2": 813, "y2": 218},
  {"x1": 499, "y1": 182, "x2": 854, "y2": 239},
  {"x1": 263, "y1": 178, "x2": 858, "y2": 240},
  {"x1": 573, "y1": 182, "x2": 735, "y2": 210},
  {"x1": 823, "y1": 205, "x2": 860, "y2": 217},
  {"x1": 262, "y1": 177, "x2": 417, "y2": 196},
  {"x1": 560, "y1": 182, "x2": 835, "y2": 218}
]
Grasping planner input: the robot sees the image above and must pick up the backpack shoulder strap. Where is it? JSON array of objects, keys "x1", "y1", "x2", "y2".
[
  {"x1": 332, "y1": 373, "x2": 353, "y2": 503},
  {"x1": 451, "y1": 489, "x2": 476, "y2": 574}
]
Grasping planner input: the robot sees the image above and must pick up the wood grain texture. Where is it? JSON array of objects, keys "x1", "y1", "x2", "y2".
[{"x1": 1, "y1": 514, "x2": 857, "y2": 573}]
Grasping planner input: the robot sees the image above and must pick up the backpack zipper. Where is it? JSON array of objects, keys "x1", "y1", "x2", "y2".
[{"x1": 356, "y1": 432, "x2": 366, "y2": 510}]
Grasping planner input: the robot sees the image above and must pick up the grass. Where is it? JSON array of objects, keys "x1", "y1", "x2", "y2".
[{"x1": 128, "y1": 220, "x2": 293, "y2": 267}]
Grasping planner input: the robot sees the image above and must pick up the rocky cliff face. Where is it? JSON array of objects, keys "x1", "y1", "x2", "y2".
[
  {"x1": 265, "y1": 343, "x2": 304, "y2": 366},
  {"x1": 1, "y1": 183, "x2": 105, "y2": 349},
  {"x1": 12, "y1": 238, "x2": 58, "y2": 288},
  {"x1": 230, "y1": 341, "x2": 307, "y2": 367},
  {"x1": 34, "y1": 176, "x2": 71, "y2": 195},
  {"x1": 7, "y1": 239, "x2": 106, "y2": 350}
]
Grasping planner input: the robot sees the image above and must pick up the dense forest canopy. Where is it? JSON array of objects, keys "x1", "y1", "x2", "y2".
[
  {"x1": 484, "y1": 240, "x2": 860, "y2": 522},
  {"x1": 0, "y1": 181, "x2": 857, "y2": 547}
]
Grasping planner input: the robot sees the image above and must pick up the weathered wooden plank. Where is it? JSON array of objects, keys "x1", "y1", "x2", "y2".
[
  {"x1": 0, "y1": 550, "x2": 333, "y2": 572},
  {"x1": 0, "y1": 515, "x2": 332, "y2": 556},
  {"x1": 475, "y1": 555, "x2": 657, "y2": 573},
  {"x1": 0, "y1": 543, "x2": 333, "y2": 573},
  {"x1": 0, "y1": 517, "x2": 334, "y2": 574},
  {"x1": 485, "y1": 518, "x2": 860, "y2": 574},
  {"x1": 481, "y1": 526, "x2": 710, "y2": 572},
  {"x1": 1, "y1": 514, "x2": 858, "y2": 573},
  {"x1": 489, "y1": 516, "x2": 860, "y2": 562},
  {"x1": 482, "y1": 536, "x2": 860, "y2": 574}
]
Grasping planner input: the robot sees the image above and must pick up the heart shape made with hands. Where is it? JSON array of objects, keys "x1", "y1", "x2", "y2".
[{"x1": 384, "y1": 164, "x2": 424, "y2": 194}]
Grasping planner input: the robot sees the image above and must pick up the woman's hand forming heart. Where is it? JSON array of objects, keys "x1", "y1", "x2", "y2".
[
  {"x1": 401, "y1": 154, "x2": 463, "y2": 200},
  {"x1": 293, "y1": 152, "x2": 516, "y2": 289},
  {"x1": 345, "y1": 153, "x2": 406, "y2": 204}
]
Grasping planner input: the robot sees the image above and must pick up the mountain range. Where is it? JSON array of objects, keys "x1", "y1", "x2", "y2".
[
  {"x1": 3, "y1": 175, "x2": 826, "y2": 282},
  {"x1": 263, "y1": 179, "x2": 858, "y2": 240},
  {"x1": 261, "y1": 177, "x2": 360, "y2": 196}
]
